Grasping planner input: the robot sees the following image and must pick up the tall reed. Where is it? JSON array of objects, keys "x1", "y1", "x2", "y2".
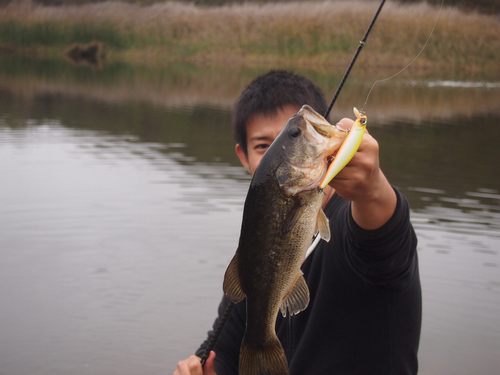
[{"x1": 1, "y1": 1, "x2": 498, "y2": 70}]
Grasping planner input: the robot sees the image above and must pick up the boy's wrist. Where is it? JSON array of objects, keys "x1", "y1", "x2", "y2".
[{"x1": 351, "y1": 171, "x2": 397, "y2": 230}]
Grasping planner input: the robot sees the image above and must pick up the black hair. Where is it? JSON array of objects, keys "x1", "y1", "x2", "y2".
[{"x1": 232, "y1": 70, "x2": 327, "y2": 155}]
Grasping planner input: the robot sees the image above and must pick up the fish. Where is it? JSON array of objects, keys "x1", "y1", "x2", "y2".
[
  {"x1": 319, "y1": 107, "x2": 367, "y2": 189},
  {"x1": 222, "y1": 105, "x2": 348, "y2": 375}
]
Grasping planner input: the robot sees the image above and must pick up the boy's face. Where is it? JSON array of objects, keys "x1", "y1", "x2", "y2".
[{"x1": 235, "y1": 105, "x2": 300, "y2": 176}]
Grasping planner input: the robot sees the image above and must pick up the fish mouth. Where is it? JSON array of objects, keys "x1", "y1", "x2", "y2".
[
  {"x1": 299, "y1": 105, "x2": 347, "y2": 166},
  {"x1": 300, "y1": 106, "x2": 331, "y2": 137},
  {"x1": 299, "y1": 105, "x2": 344, "y2": 139}
]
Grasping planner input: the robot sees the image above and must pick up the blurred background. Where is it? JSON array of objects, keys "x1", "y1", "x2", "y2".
[{"x1": 1, "y1": 1, "x2": 499, "y2": 374}]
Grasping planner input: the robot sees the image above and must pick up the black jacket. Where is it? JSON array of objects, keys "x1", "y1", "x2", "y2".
[{"x1": 197, "y1": 189, "x2": 421, "y2": 374}]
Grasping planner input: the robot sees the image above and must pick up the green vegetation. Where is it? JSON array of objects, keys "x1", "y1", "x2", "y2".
[
  {"x1": 0, "y1": 20, "x2": 135, "y2": 48},
  {"x1": 0, "y1": 0, "x2": 499, "y2": 71}
]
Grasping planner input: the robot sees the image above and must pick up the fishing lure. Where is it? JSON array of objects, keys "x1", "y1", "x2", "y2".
[{"x1": 319, "y1": 107, "x2": 367, "y2": 189}]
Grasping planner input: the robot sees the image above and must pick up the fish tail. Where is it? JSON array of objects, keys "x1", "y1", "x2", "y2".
[{"x1": 239, "y1": 336, "x2": 288, "y2": 375}]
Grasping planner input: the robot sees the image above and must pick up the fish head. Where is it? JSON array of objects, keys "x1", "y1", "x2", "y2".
[{"x1": 274, "y1": 105, "x2": 347, "y2": 195}]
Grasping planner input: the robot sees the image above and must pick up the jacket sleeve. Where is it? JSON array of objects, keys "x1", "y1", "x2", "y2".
[
  {"x1": 341, "y1": 188, "x2": 418, "y2": 290},
  {"x1": 195, "y1": 295, "x2": 246, "y2": 374}
]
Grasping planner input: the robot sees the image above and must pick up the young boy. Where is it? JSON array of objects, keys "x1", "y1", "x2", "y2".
[{"x1": 174, "y1": 70, "x2": 421, "y2": 375}]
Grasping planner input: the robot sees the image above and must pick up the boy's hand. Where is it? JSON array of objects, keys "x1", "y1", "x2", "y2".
[
  {"x1": 328, "y1": 118, "x2": 397, "y2": 230},
  {"x1": 173, "y1": 351, "x2": 217, "y2": 375}
]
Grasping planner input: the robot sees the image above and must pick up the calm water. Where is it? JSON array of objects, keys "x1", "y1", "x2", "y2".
[{"x1": 1, "y1": 57, "x2": 499, "y2": 374}]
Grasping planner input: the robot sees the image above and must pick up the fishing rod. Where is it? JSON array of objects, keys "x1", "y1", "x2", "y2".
[
  {"x1": 201, "y1": 0, "x2": 388, "y2": 368},
  {"x1": 324, "y1": 0, "x2": 386, "y2": 119},
  {"x1": 200, "y1": 299, "x2": 235, "y2": 366}
]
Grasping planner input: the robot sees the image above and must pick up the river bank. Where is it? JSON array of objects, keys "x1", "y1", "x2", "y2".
[{"x1": 1, "y1": 1, "x2": 499, "y2": 72}]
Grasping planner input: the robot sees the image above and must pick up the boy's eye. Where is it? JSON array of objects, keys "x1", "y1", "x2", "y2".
[{"x1": 255, "y1": 143, "x2": 270, "y2": 150}]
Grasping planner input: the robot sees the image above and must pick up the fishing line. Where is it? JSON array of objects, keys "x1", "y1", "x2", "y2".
[{"x1": 361, "y1": 0, "x2": 445, "y2": 111}]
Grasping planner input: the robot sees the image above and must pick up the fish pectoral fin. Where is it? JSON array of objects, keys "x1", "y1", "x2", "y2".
[
  {"x1": 222, "y1": 252, "x2": 246, "y2": 303},
  {"x1": 282, "y1": 196, "x2": 305, "y2": 234},
  {"x1": 280, "y1": 272, "x2": 310, "y2": 317},
  {"x1": 316, "y1": 208, "x2": 331, "y2": 242}
]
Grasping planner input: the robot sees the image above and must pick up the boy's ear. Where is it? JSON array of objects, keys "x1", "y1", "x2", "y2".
[{"x1": 235, "y1": 144, "x2": 251, "y2": 173}]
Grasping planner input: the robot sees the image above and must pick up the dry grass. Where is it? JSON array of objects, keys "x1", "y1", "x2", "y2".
[{"x1": 1, "y1": 1, "x2": 499, "y2": 71}]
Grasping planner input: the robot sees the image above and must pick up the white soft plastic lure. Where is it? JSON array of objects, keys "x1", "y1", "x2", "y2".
[{"x1": 319, "y1": 107, "x2": 367, "y2": 189}]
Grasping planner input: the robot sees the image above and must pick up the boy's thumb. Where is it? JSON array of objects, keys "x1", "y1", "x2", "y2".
[{"x1": 203, "y1": 351, "x2": 217, "y2": 375}]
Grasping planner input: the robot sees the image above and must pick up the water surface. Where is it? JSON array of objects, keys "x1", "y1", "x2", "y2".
[{"x1": 0, "y1": 57, "x2": 499, "y2": 374}]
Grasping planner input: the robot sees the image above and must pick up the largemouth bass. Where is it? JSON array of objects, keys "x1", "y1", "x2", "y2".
[{"x1": 223, "y1": 105, "x2": 348, "y2": 375}]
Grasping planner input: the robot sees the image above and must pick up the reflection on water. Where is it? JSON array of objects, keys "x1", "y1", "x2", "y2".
[
  {"x1": 0, "y1": 123, "x2": 249, "y2": 375},
  {"x1": 0, "y1": 58, "x2": 499, "y2": 374},
  {"x1": 426, "y1": 80, "x2": 500, "y2": 88}
]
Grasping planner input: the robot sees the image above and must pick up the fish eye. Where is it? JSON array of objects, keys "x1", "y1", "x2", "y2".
[
  {"x1": 360, "y1": 118, "x2": 367, "y2": 125},
  {"x1": 288, "y1": 126, "x2": 301, "y2": 138}
]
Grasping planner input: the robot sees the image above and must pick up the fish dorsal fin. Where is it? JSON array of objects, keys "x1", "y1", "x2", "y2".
[
  {"x1": 282, "y1": 196, "x2": 305, "y2": 234},
  {"x1": 222, "y1": 252, "x2": 246, "y2": 303},
  {"x1": 316, "y1": 209, "x2": 331, "y2": 242},
  {"x1": 280, "y1": 271, "x2": 310, "y2": 317}
]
